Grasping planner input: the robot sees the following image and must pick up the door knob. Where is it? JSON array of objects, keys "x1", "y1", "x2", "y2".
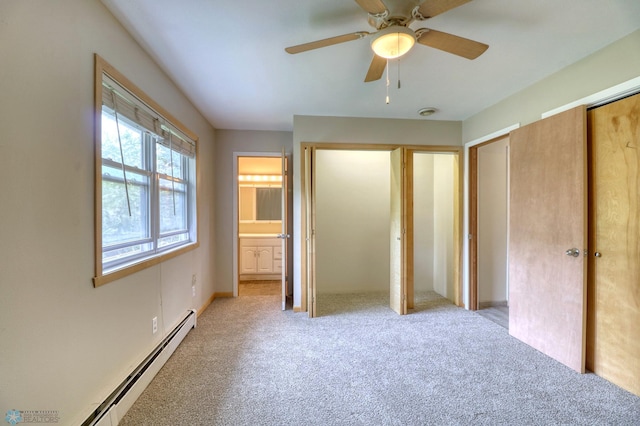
[
  {"x1": 565, "y1": 248, "x2": 580, "y2": 257},
  {"x1": 594, "y1": 252, "x2": 602, "y2": 258}
]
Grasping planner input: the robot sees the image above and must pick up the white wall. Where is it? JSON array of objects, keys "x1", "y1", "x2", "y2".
[
  {"x1": 293, "y1": 115, "x2": 462, "y2": 308},
  {"x1": 0, "y1": 1, "x2": 216, "y2": 423},
  {"x1": 477, "y1": 139, "x2": 509, "y2": 304},
  {"x1": 214, "y1": 130, "x2": 293, "y2": 293},
  {"x1": 315, "y1": 150, "x2": 390, "y2": 294}
]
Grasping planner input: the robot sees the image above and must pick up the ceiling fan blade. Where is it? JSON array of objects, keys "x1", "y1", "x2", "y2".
[
  {"x1": 285, "y1": 32, "x2": 370, "y2": 54},
  {"x1": 416, "y1": 0, "x2": 471, "y2": 19},
  {"x1": 416, "y1": 29, "x2": 488, "y2": 59},
  {"x1": 354, "y1": 0, "x2": 387, "y2": 15},
  {"x1": 364, "y1": 54, "x2": 387, "y2": 82}
]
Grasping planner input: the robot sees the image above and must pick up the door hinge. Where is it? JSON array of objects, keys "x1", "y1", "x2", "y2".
[{"x1": 468, "y1": 234, "x2": 473, "y2": 240}]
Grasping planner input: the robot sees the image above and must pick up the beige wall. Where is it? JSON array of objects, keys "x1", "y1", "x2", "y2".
[
  {"x1": 0, "y1": 1, "x2": 216, "y2": 423},
  {"x1": 214, "y1": 130, "x2": 293, "y2": 293},
  {"x1": 413, "y1": 154, "x2": 435, "y2": 292},
  {"x1": 432, "y1": 155, "x2": 455, "y2": 300},
  {"x1": 315, "y1": 150, "x2": 391, "y2": 294}
]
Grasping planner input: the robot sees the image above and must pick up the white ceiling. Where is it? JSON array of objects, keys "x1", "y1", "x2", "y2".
[{"x1": 102, "y1": 0, "x2": 640, "y2": 132}]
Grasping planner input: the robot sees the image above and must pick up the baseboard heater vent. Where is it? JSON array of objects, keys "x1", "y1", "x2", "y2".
[{"x1": 83, "y1": 309, "x2": 197, "y2": 426}]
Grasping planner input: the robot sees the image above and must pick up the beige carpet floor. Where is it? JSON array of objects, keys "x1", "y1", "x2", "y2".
[{"x1": 120, "y1": 292, "x2": 640, "y2": 425}]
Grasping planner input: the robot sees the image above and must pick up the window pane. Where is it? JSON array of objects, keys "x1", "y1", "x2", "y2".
[
  {"x1": 102, "y1": 170, "x2": 150, "y2": 246},
  {"x1": 102, "y1": 111, "x2": 144, "y2": 169},
  {"x1": 158, "y1": 233, "x2": 190, "y2": 249},
  {"x1": 103, "y1": 242, "x2": 154, "y2": 265},
  {"x1": 159, "y1": 178, "x2": 187, "y2": 234},
  {"x1": 156, "y1": 143, "x2": 183, "y2": 177}
]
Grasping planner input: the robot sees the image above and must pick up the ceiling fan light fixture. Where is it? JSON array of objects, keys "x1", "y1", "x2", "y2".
[{"x1": 371, "y1": 26, "x2": 415, "y2": 59}]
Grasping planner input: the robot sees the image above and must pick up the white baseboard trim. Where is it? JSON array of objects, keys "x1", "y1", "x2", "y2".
[{"x1": 85, "y1": 309, "x2": 197, "y2": 426}]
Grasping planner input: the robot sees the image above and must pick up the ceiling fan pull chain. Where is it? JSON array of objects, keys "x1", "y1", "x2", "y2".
[
  {"x1": 397, "y1": 36, "x2": 401, "y2": 89},
  {"x1": 385, "y1": 59, "x2": 390, "y2": 104}
]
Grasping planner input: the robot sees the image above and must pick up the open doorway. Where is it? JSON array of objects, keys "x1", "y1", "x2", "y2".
[
  {"x1": 310, "y1": 147, "x2": 459, "y2": 317},
  {"x1": 314, "y1": 150, "x2": 390, "y2": 316},
  {"x1": 234, "y1": 154, "x2": 292, "y2": 308},
  {"x1": 413, "y1": 152, "x2": 457, "y2": 307},
  {"x1": 468, "y1": 136, "x2": 509, "y2": 329}
]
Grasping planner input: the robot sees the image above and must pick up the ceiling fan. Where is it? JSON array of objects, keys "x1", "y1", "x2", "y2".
[{"x1": 285, "y1": 0, "x2": 489, "y2": 82}]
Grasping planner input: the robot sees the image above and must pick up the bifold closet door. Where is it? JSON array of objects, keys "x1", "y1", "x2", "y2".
[{"x1": 509, "y1": 105, "x2": 587, "y2": 373}]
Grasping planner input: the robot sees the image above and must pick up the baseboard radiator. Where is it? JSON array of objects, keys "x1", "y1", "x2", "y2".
[{"x1": 83, "y1": 309, "x2": 197, "y2": 426}]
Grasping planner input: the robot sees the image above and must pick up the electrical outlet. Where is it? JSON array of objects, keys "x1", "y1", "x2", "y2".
[
  {"x1": 152, "y1": 316, "x2": 158, "y2": 334},
  {"x1": 192, "y1": 286, "x2": 196, "y2": 297},
  {"x1": 191, "y1": 274, "x2": 197, "y2": 285}
]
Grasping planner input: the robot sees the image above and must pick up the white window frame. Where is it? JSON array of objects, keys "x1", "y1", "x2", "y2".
[{"x1": 94, "y1": 55, "x2": 199, "y2": 287}]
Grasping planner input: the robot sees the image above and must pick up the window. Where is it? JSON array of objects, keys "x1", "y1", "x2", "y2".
[{"x1": 94, "y1": 55, "x2": 198, "y2": 286}]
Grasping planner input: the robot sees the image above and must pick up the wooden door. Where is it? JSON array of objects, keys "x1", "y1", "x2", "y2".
[
  {"x1": 509, "y1": 105, "x2": 587, "y2": 373},
  {"x1": 303, "y1": 146, "x2": 317, "y2": 317},
  {"x1": 390, "y1": 148, "x2": 407, "y2": 315},
  {"x1": 587, "y1": 93, "x2": 640, "y2": 396},
  {"x1": 279, "y1": 148, "x2": 289, "y2": 310}
]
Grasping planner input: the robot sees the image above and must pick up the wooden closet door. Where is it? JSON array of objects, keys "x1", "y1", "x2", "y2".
[
  {"x1": 390, "y1": 147, "x2": 407, "y2": 315},
  {"x1": 509, "y1": 105, "x2": 587, "y2": 373},
  {"x1": 587, "y1": 93, "x2": 640, "y2": 396}
]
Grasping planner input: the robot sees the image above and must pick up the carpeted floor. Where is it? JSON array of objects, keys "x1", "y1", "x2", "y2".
[{"x1": 120, "y1": 292, "x2": 640, "y2": 425}]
